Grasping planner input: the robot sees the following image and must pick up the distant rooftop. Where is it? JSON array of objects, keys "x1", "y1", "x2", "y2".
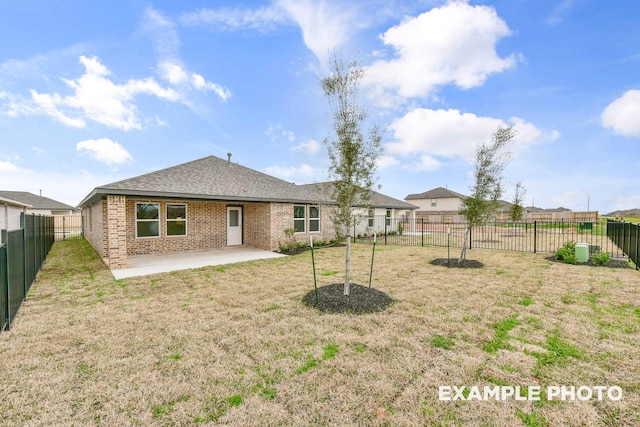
[{"x1": 0, "y1": 191, "x2": 74, "y2": 210}]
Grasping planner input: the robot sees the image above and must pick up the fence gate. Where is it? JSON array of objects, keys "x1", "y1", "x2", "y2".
[{"x1": 54, "y1": 215, "x2": 83, "y2": 241}]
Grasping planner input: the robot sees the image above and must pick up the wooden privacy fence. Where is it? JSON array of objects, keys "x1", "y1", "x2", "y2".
[
  {"x1": 54, "y1": 215, "x2": 83, "y2": 241},
  {"x1": 1, "y1": 213, "x2": 54, "y2": 332}
]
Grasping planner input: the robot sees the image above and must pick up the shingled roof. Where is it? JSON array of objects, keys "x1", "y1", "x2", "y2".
[
  {"x1": 0, "y1": 191, "x2": 74, "y2": 210},
  {"x1": 405, "y1": 187, "x2": 467, "y2": 201},
  {"x1": 79, "y1": 155, "x2": 320, "y2": 206},
  {"x1": 300, "y1": 182, "x2": 418, "y2": 210}
]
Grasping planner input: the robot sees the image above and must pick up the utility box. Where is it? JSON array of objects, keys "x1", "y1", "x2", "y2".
[
  {"x1": 575, "y1": 243, "x2": 589, "y2": 263},
  {"x1": 579, "y1": 222, "x2": 593, "y2": 231}
]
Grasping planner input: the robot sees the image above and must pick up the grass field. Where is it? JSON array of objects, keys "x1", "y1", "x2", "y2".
[{"x1": 1, "y1": 240, "x2": 639, "y2": 425}]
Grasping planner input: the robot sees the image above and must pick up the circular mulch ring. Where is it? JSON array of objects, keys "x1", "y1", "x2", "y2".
[
  {"x1": 429, "y1": 258, "x2": 484, "y2": 268},
  {"x1": 545, "y1": 256, "x2": 632, "y2": 269},
  {"x1": 303, "y1": 283, "x2": 393, "y2": 314}
]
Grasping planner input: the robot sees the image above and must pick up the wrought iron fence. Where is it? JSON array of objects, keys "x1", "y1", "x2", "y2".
[
  {"x1": 54, "y1": 215, "x2": 83, "y2": 241},
  {"x1": 1, "y1": 213, "x2": 54, "y2": 332},
  {"x1": 354, "y1": 216, "x2": 626, "y2": 259},
  {"x1": 607, "y1": 220, "x2": 639, "y2": 270}
]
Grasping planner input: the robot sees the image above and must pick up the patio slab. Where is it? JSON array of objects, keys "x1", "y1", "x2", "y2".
[{"x1": 111, "y1": 246, "x2": 286, "y2": 279}]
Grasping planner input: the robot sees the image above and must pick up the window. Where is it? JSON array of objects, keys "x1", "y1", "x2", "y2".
[
  {"x1": 136, "y1": 203, "x2": 159, "y2": 237},
  {"x1": 431, "y1": 198, "x2": 437, "y2": 207},
  {"x1": 167, "y1": 204, "x2": 187, "y2": 236},
  {"x1": 309, "y1": 206, "x2": 320, "y2": 232},
  {"x1": 294, "y1": 205, "x2": 306, "y2": 232},
  {"x1": 385, "y1": 209, "x2": 391, "y2": 227},
  {"x1": 368, "y1": 209, "x2": 374, "y2": 227}
]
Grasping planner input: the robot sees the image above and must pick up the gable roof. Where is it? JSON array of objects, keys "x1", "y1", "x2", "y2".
[
  {"x1": 300, "y1": 182, "x2": 418, "y2": 210},
  {"x1": 0, "y1": 191, "x2": 73, "y2": 210},
  {"x1": 79, "y1": 155, "x2": 320, "y2": 207},
  {"x1": 0, "y1": 195, "x2": 31, "y2": 208},
  {"x1": 405, "y1": 187, "x2": 467, "y2": 201}
]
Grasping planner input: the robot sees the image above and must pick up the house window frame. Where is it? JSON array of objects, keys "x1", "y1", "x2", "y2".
[
  {"x1": 166, "y1": 203, "x2": 187, "y2": 237},
  {"x1": 309, "y1": 205, "x2": 320, "y2": 233},
  {"x1": 431, "y1": 198, "x2": 437, "y2": 207},
  {"x1": 136, "y1": 202, "x2": 160, "y2": 238},
  {"x1": 294, "y1": 205, "x2": 306, "y2": 233},
  {"x1": 368, "y1": 209, "x2": 374, "y2": 227},
  {"x1": 385, "y1": 209, "x2": 391, "y2": 227}
]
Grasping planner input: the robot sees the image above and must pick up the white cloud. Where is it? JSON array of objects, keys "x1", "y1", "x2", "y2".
[
  {"x1": 180, "y1": 5, "x2": 287, "y2": 32},
  {"x1": 376, "y1": 154, "x2": 400, "y2": 169},
  {"x1": 387, "y1": 108, "x2": 558, "y2": 165},
  {"x1": 265, "y1": 164, "x2": 314, "y2": 180},
  {"x1": 546, "y1": 0, "x2": 575, "y2": 26},
  {"x1": 602, "y1": 89, "x2": 640, "y2": 137},
  {"x1": 365, "y1": 1, "x2": 520, "y2": 104},
  {"x1": 142, "y1": 7, "x2": 231, "y2": 101},
  {"x1": 611, "y1": 194, "x2": 640, "y2": 211},
  {"x1": 158, "y1": 61, "x2": 231, "y2": 100},
  {"x1": 277, "y1": 0, "x2": 359, "y2": 65},
  {"x1": 404, "y1": 155, "x2": 442, "y2": 172},
  {"x1": 265, "y1": 123, "x2": 296, "y2": 143},
  {"x1": 2, "y1": 55, "x2": 180, "y2": 131},
  {"x1": 76, "y1": 138, "x2": 133, "y2": 168},
  {"x1": 292, "y1": 139, "x2": 321, "y2": 155},
  {"x1": 0, "y1": 160, "x2": 27, "y2": 172}
]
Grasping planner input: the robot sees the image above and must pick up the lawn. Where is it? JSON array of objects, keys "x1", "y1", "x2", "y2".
[{"x1": 1, "y1": 240, "x2": 639, "y2": 426}]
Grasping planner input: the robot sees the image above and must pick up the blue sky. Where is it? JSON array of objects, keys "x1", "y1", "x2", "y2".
[{"x1": 1, "y1": 0, "x2": 639, "y2": 213}]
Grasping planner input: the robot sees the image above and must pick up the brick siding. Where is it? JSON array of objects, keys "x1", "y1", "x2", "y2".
[{"x1": 94, "y1": 196, "x2": 340, "y2": 269}]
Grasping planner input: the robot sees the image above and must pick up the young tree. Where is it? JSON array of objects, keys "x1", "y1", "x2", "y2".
[
  {"x1": 509, "y1": 181, "x2": 526, "y2": 232},
  {"x1": 458, "y1": 125, "x2": 515, "y2": 262},
  {"x1": 322, "y1": 55, "x2": 382, "y2": 296}
]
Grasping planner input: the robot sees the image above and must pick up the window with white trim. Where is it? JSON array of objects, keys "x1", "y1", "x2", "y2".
[
  {"x1": 309, "y1": 206, "x2": 320, "y2": 232},
  {"x1": 385, "y1": 209, "x2": 391, "y2": 227},
  {"x1": 431, "y1": 198, "x2": 437, "y2": 207},
  {"x1": 136, "y1": 203, "x2": 159, "y2": 237},
  {"x1": 167, "y1": 204, "x2": 187, "y2": 236},
  {"x1": 294, "y1": 205, "x2": 306, "y2": 232},
  {"x1": 368, "y1": 209, "x2": 374, "y2": 227}
]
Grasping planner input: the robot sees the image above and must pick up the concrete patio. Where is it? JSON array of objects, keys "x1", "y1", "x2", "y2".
[{"x1": 111, "y1": 246, "x2": 287, "y2": 279}]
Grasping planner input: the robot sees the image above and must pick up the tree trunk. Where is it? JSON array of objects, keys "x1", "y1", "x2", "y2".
[
  {"x1": 458, "y1": 227, "x2": 470, "y2": 263},
  {"x1": 344, "y1": 236, "x2": 351, "y2": 296}
]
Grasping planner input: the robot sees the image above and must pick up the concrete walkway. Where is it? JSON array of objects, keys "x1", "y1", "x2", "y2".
[{"x1": 111, "y1": 246, "x2": 286, "y2": 279}]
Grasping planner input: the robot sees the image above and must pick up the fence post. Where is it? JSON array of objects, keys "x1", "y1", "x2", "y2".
[
  {"x1": 469, "y1": 226, "x2": 472, "y2": 250},
  {"x1": 421, "y1": 219, "x2": 424, "y2": 247},
  {"x1": 384, "y1": 221, "x2": 387, "y2": 246},
  {"x1": 533, "y1": 221, "x2": 537, "y2": 254}
]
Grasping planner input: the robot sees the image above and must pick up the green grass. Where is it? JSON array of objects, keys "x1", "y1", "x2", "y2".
[{"x1": 430, "y1": 335, "x2": 455, "y2": 350}]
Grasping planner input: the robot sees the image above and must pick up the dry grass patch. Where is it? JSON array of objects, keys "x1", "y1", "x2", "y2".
[{"x1": 1, "y1": 239, "x2": 639, "y2": 425}]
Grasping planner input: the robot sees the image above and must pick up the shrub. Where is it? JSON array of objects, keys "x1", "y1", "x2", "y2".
[
  {"x1": 555, "y1": 241, "x2": 576, "y2": 263},
  {"x1": 397, "y1": 222, "x2": 404, "y2": 235},
  {"x1": 592, "y1": 251, "x2": 610, "y2": 265}
]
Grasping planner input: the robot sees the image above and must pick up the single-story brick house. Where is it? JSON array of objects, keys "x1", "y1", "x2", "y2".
[{"x1": 78, "y1": 155, "x2": 416, "y2": 269}]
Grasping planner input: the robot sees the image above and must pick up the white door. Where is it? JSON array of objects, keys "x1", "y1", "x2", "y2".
[{"x1": 227, "y1": 207, "x2": 243, "y2": 246}]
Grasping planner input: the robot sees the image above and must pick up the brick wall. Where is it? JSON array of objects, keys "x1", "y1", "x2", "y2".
[
  {"x1": 126, "y1": 199, "x2": 227, "y2": 256},
  {"x1": 244, "y1": 202, "x2": 272, "y2": 250},
  {"x1": 82, "y1": 199, "x2": 107, "y2": 262},
  {"x1": 269, "y1": 203, "x2": 337, "y2": 249},
  {"x1": 106, "y1": 195, "x2": 128, "y2": 269}
]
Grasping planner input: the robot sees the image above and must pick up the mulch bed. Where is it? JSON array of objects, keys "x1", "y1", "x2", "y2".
[
  {"x1": 545, "y1": 256, "x2": 633, "y2": 269},
  {"x1": 303, "y1": 283, "x2": 393, "y2": 314},
  {"x1": 429, "y1": 258, "x2": 484, "y2": 268}
]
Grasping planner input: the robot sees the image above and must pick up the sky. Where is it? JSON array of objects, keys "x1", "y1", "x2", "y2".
[{"x1": 1, "y1": 0, "x2": 639, "y2": 214}]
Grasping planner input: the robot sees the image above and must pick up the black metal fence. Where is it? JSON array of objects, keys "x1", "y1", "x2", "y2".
[
  {"x1": 1, "y1": 213, "x2": 54, "y2": 332},
  {"x1": 607, "y1": 220, "x2": 639, "y2": 270},
  {"x1": 354, "y1": 216, "x2": 627, "y2": 259},
  {"x1": 54, "y1": 215, "x2": 83, "y2": 241}
]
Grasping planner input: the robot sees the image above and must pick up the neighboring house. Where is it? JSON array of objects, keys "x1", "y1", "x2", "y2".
[
  {"x1": 300, "y1": 182, "x2": 418, "y2": 235},
  {"x1": 1, "y1": 195, "x2": 31, "y2": 242},
  {"x1": 0, "y1": 191, "x2": 77, "y2": 216},
  {"x1": 405, "y1": 187, "x2": 467, "y2": 219},
  {"x1": 78, "y1": 155, "x2": 414, "y2": 270}
]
